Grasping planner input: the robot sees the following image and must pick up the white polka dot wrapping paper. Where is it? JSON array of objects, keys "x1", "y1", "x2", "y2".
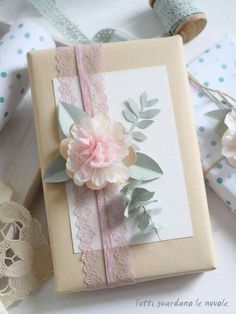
[
  {"x1": 188, "y1": 35, "x2": 236, "y2": 212},
  {"x1": 0, "y1": 19, "x2": 55, "y2": 131}
]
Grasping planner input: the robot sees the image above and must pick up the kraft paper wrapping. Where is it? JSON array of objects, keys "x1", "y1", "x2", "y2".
[{"x1": 27, "y1": 36, "x2": 216, "y2": 293}]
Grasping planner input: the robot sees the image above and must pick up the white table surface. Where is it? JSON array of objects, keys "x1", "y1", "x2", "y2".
[{"x1": 2, "y1": 0, "x2": 236, "y2": 313}]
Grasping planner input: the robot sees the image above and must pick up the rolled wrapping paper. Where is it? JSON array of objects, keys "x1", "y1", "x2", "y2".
[
  {"x1": 0, "y1": 19, "x2": 55, "y2": 131},
  {"x1": 149, "y1": 0, "x2": 207, "y2": 43}
]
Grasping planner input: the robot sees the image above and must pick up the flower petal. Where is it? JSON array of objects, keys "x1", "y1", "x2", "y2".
[
  {"x1": 73, "y1": 176, "x2": 84, "y2": 187},
  {"x1": 66, "y1": 169, "x2": 74, "y2": 179},
  {"x1": 222, "y1": 129, "x2": 236, "y2": 159},
  {"x1": 66, "y1": 113, "x2": 132, "y2": 188},
  {"x1": 227, "y1": 157, "x2": 236, "y2": 167},
  {"x1": 86, "y1": 181, "x2": 107, "y2": 190},
  {"x1": 222, "y1": 111, "x2": 236, "y2": 168},
  {"x1": 60, "y1": 138, "x2": 71, "y2": 160},
  {"x1": 224, "y1": 110, "x2": 236, "y2": 132},
  {"x1": 70, "y1": 119, "x2": 95, "y2": 141},
  {"x1": 123, "y1": 147, "x2": 137, "y2": 166},
  {"x1": 90, "y1": 164, "x2": 129, "y2": 186}
]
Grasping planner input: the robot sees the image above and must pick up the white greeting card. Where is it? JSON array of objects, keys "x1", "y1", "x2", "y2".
[{"x1": 53, "y1": 65, "x2": 193, "y2": 254}]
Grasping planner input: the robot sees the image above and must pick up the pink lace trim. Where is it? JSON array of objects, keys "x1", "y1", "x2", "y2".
[
  {"x1": 57, "y1": 48, "x2": 105, "y2": 290},
  {"x1": 95, "y1": 188, "x2": 117, "y2": 287},
  {"x1": 57, "y1": 47, "x2": 104, "y2": 290},
  {"x1": 72, "y1": 183, "x2": 105, "y2": 289},
  {"x1": 103, "y1": 184, "x2": 135, "y2": 285},
  {"x1": 56, "y1": 47, "x2": 77, "y2": 106},
  {"x1": 75, "y1": 44, "x2": 134, "y2": 287},
  {"x1": 75, "y1": 44, "x2": 109, "y2": 116},
  {"x1": 56, "y1": 45, "x2": 135, "y2": 289}
]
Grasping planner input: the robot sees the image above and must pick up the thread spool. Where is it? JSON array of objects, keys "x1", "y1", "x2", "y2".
[{"x1": 149, "y1": 0, "x2": 207, "y2": 43}]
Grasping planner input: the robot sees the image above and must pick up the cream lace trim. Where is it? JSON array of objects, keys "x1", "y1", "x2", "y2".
[{"x1": 0, "y1": 202, "x2": 52, "y2": 309}]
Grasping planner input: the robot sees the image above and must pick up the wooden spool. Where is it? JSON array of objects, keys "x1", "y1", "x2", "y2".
[{"x1": 149, "y1": 0, "x2": 207, "y2": 43}]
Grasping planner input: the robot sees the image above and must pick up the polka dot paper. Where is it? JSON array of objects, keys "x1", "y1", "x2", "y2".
[
  {"x1": 188, "y1": 35, "x2": 236, "y2": 212},
  {"x1": 0, "y1": 19, "x2": 55, "y2": 131}
]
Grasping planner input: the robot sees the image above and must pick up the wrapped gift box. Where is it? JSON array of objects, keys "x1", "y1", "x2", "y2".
[
  {"x1": 188, "y1": 36, "x2": 236, "y2": 212},
  {"x1": 27, "y1": 36, "x2": 216, "y2": 293}
]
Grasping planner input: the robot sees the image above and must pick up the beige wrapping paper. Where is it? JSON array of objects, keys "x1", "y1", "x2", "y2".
[{"x1": 27, "y1": 36, "x2": 216, "y2": 294}]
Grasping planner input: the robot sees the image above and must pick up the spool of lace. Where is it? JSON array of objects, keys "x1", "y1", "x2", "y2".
[
  {"x1": 149, "y1": 0, "x2": 207, "y2": 43},
  {"x1": 0, "y1": 182, "x2": 53, "y2": 309}
]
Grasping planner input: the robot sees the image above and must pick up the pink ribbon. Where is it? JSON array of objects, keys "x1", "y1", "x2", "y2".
[
  {"x1": 75, "y1": 44, "x2": 117, "y2": 287},
  {"x1": 75, "y1": 45, "x2": 94, "y2": 117},
  {"x1": 95, "y1": 189, "x2": 117, "y2": 287}
]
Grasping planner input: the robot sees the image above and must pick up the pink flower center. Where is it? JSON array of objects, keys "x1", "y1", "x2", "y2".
[{"x1": 89, "y1": 135, "x2": 117, "y2": 168}]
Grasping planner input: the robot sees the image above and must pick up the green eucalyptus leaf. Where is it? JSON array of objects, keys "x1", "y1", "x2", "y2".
[
  {"x1": 121, "y1": 193, "x2": 131, "y2": 206},
  {"x1": 58, "y1": 102, "x2": 87, "y2": 137},
  {"x1": 137, "y1": 212, "x2": 150, "y2": 230},
  {"x1": 124, "y1": 199, "x2": 140, "y2": 217},
  {"x1": 120, "y1": 186, "x2": 133, "y2": 204},
  {"x1": 60, "y1": 102, "x2": 87, "y2": 121},
  {"x1": 132, "y1": 131, "x2": 147, "y2": 142},
  {"x1": 140, "y1": 109, "x2": 160, "y2": 119},
  {"x1": 145, "y1": 98, "x2": 159, "y2": 107},
  {"x1": 140, "y1": 91, "x2": 148, "y2": 108},
  {"x1": 204, "y1": 109, "x2": 230, "y2": 137},
  {"x1": 124, "y1": 204, "x2": 130, "y2": 217},
  {"x1": 143, "y1": 222, "x2": 163, "y2": 234},
  {"x1": 137, "y1": 120, "x2": 154, "y2": 129},
  {"x1": 128, "y1": 200, "x2": 140, "y2": 215},
  {"x1": 122, "y1": 179, "x2": 142, "y2": 192},
  {"x1": 147, "y1": 208, "x2": 162, "y2": 217},
  {"x1": 124, "y1": 208, "x2": 128, "y2": 217},
  {"x1": 133, "y1": 188, "x2": 155, "y2": 202},
  {"x1": 129, "y1": 152, "x2": 163, "y2": 181},
  {"x1": 43, "y1": 155, "x2": 69, "y2": 183},
  {"x1": 141, "y1": 200, "x2": 158, "y2": 206},
  {"x1": 126, "y1": 98, "x2": 140, "y2": 117},
  {"x1": 122, "y1": 108, "x2": 137, "y2": 123}
]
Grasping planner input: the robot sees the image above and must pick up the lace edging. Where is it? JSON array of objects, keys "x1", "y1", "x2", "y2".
[
  {"x1": 56, "y1": 45, "x2": 135, "y2": 289},
  {"x1": 0, "y1": 201, "x2": 52, "y2": 309}
]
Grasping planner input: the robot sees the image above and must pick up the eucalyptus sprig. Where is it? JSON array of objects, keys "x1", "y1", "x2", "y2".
[
  {"x1": 122, "y1": 91, "x2": 160, "y2": 146},
  {"x1": 120, "y1": 180, "x2": 163, "y2": 238},
  {"x1": 121, "y1": 92, "x2": 163, "y2": 236}
]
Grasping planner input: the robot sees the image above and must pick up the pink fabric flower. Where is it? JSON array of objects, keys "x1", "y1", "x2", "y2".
[{"x1": 62, "y1": 114, "x2": 134, "y2": 189}]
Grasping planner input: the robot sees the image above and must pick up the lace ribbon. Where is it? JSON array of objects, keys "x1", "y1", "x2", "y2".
[
  {"x1": 153, "y1": 0, "x2": 203, "y2": 35},
  {"x1": 75, "y1": 44, "x2": 134, "y2": 288},
  {"x1": 0, "y1": 201, "x2": 52, "y2": 309},
  {"x1": 56, "y1": 45, "x2": 135, "y2": 289},
  {"x1": 27, "y1": 0, "x2": 136, "y2": 45},
  {"x1": 27, "y1": 0, "x2": 91, "y2": 44}
]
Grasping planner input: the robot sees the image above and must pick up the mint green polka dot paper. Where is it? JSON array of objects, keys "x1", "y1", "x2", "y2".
[
  {"x1": 205, "y1": 159, "x2": 236, "y2": 212},
  {"x1": 0, "y1": 19, "x2": 55, "y2": 131},
  {"x1": 188, "y1": 35, "x2": 236, "y2": 212}
]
